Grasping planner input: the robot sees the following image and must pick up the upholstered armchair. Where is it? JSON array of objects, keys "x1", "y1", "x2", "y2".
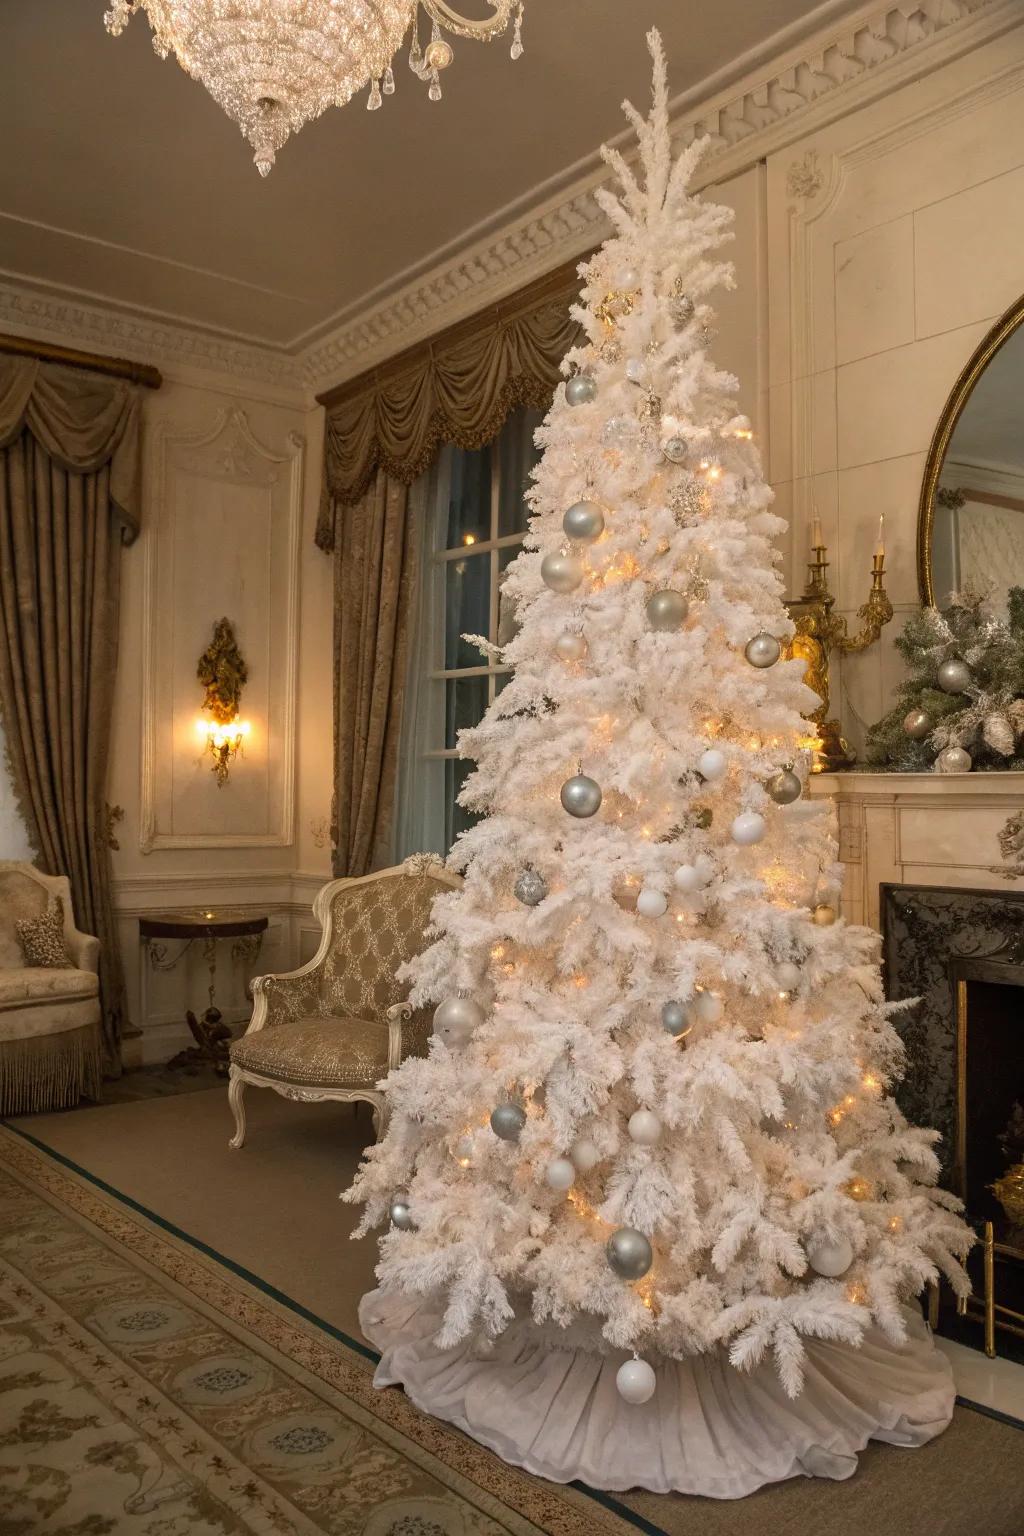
[
  {"x1": 0, "y1": 861, "x2": 102, "y2": 1115},
  {"x1": 227, "y1": 857, "x2": 460, "y2": 1147}
]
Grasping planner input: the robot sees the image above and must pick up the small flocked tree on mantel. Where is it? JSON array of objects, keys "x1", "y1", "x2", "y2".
[{"x1": 343, "y1": 32, "x2": 972, "y2": 1497}]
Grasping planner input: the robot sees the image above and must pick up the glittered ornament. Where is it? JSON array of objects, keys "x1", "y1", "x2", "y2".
[
  {"x1": 806, "y1": 1232, "x2": 853, "y2": 1278},
  {"x1": 767, "y1": 767, "x2": 802, "y2": 805},
  {"x1": 563, "y1": 500, "x2": 605, "y2": 544},
  {"x1": 670, "y1": 291, "x2": 695, "y2": 325},
  {"x1": 545, "y1": 1157, "x2": 576, "y2": 1192},
  {"x1": 616, "y1": 1357, "x2": 656, "y2": 1405},
  {"x1": 606, "y1": 1227, "x2": 653, "y2": 1280},
  {"x1": 555, "y1": 631, "x2": 588, "y2": 663},
  {"x1": 514, "y1": 868, "x2": 548, "y2": 907},
  {"x1": 433, "y1": 995, "x2": 484, "y2": 1048},
  {"x1": 934, "y1": 745, "x2": 972, "y2": 774},
  {"x1": 561, "y1": 773, "x2": 602, "y2": 818},
  {"x1": 663, "y1": 435, "x2": 689, "y2": 464},
  {"x1": 983, "y1": 712, "x2": 1015, "y2": 756},
  {"x1": 541, "y1": 551, "x2": 584, "y2": 593},
  {"x1": 812, "y1": 904, "x2": 837, "y2": 926},
  {"x1": 744, "y1": 632, "x2": 781, "y2": 669},
  {"x1": 698, "y1": 747, "x2": 727, "y2": 782},
  {"x1": 646, "y1": 589, "x2": 689, "y2": 631},
  {"x1": 565, "y1": 374, "x2": 597, "y2": 408},
  {"x1": 903, "y1": 709, "x2": 932, "y2": 740},
  {"x1": 490, "y1": 1102, "x2": 527, "y2": 1142},
  {"x1": 937, "y1": 657, "x2": 972, "y2": 694},
  {"x1": 570, "y1": 1138, "x2": 601, "y2": 1173},
  {"x1": 628, "y1": 1109, "x2": 662, "y2": 1145},
  {"x1": 636, "y1": 886, "x2": 668, "y2": 918},
  {"x1": 731, "y1": 811, "x2": 766, "y2": 845},
  {"x1": 692, "y1": 989, "x2": 723, "y2": 1024},
  {"x1": 661, "y1": 1000, "x2": 691, "y2": 1037},
  {"x1": 389, "y1": 1195, "x2": 414, "y2": 1230}
]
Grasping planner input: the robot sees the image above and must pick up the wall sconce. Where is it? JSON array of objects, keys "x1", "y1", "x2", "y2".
[{"x1": 196, "y1": 617, "x2": 250, "y2": 787}]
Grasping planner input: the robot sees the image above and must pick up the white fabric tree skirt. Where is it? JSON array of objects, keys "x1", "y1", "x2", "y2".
[{"x1": 360, "y1": 1290, "x2": 955, "y2": 1498}]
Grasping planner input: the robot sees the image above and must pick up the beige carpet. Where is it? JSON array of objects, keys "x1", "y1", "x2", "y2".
[{"x1": 10, "y1": 1088, "x2": 1024, "y2": 1536}]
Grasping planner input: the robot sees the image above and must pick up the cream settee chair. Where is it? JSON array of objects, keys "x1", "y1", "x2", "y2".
[
  {"x1": 228, "y1": 858, "x2": 459, "y2": 1147},
  {"x1": 0, "y1": 861, "x2": 102, "y2": 1115}
]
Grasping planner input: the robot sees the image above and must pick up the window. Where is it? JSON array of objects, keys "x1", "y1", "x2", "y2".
[{"x1": 394, "y1": 406, "x2": 545, "y2": 859}]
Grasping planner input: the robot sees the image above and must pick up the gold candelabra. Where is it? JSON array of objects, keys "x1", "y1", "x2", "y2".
[{"x1": 785, "y1": 519, "x2": 894, "y2": 771}]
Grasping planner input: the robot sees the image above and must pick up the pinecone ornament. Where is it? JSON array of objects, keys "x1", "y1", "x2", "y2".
[{"x1": 982, "y1": 711, "x2": 1015, "y2": 756}]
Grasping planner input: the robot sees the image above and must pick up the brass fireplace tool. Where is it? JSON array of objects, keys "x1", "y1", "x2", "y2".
[{"x1": 785, "y1": 517, "x2": 894, "y2": 771}]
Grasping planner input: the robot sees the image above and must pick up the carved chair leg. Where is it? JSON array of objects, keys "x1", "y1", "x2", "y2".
[{"x1": 228, "y1": 1072, "x2": 247, "y2": 1149}]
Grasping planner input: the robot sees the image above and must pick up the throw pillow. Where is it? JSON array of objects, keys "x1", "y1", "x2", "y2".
[{"x1": 16, "y1": 899, "x2": 71, "y2": 968}]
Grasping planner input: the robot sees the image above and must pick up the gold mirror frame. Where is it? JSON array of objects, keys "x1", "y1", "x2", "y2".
[{"x1": 917, "y1": 292, "x2": 1024, "y2": 605}]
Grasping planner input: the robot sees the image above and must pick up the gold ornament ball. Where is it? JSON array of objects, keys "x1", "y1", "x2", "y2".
[{"x1": 812, "y1": 904, "x2": 837, "y2": 927}]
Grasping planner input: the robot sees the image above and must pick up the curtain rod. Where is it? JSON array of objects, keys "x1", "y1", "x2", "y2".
[{"x1": 0, "y1": 331, "x2": 163, "y2": 390}]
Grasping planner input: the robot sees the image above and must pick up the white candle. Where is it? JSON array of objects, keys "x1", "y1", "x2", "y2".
[
  {"x1": 874, "y1": 515, "x2": 885, "y2": 559},
  {"x1": 811, "y1": 516, "x2": 824, "y2": 549}
]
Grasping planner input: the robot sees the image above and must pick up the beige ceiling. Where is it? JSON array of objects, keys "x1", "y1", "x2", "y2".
[{"x1": 2, "y1": 0, "x2": 840, "y2": 352}]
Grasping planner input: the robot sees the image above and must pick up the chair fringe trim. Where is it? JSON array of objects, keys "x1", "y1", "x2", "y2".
[{"x1": 0, "y1": 1022, "x2": 102, "y2": 1115}]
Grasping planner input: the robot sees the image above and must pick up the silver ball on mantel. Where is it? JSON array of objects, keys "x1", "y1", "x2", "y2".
[
  {"x1": 767, "y1": 767, "x2": 802, "y2": 805},
  {"x1": 937, "y1": 657, "x2": 972, "y2": 695},
  {"x1": 646, "y1": 589, "x2": 689, "y2": 631},
  {"x1": 565, "y1": 374, "x2": 597, "y2": 408},
  {"x1": 433, "y1": 994, "x2": 484, "y2": 1048},
  {"x1": 606, "y1": 1226, "x2": 654, "y2": 1280},
  {"x1": 541, "y1": 551, "x2": 584, "y2": 594},
  {"x1": 490, "y1": 1101, "x2": 527, "y2": 1142},
  {"x1": 934, "y1": 745, "x2": 973, "y2": 774},
  {"x1": 562, "y1": 500, "x2": 605, "y2": 544},
  {"x1": 389, "y1": 1195, "x2": 414, "y2": 1230},
  {"x1": 903, "y1": 708, "x2": 933, "y2": 741},
  {"x1": 513, "y1": 867, "x2": 548, "y2": 907},
  {"x1": 560, "y1": 773, "x2": 602, "y2": 818},
  {"x1": 744, "y1": 632, "x2": 782, "y2": 669}
]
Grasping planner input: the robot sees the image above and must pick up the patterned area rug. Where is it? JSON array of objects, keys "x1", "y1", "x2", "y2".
[{"x1": 0, "y1": 1126, "x2": 627, "y2": 1536}]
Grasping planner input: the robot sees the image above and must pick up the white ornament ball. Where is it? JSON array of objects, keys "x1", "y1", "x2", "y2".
[
  {"x1": 560, "y1": 773, "x2": 602, "y2": 818},
  {"x1": 776, "y1": 962, "x2": 801, "y2": 992},
  {"x1": 673, "y1": 862, "x2": 710, "y2": 893},
  {"x1": 628, "y1": 1109, "x2": 662, "y2": 1145},
  {"x1": 645, "y1": 589, "x2": 689, "y2": 631},
  {"x1": 731, "y1": 811, "x2": 766, "y2": 846},
  {"x1": 698, "y1": 747, "x2": 727, "y2": 782},
  {"x1": 616, "y1": 265, "x2": 641, "y2": 290},
  {"x1": 570, "y1": 1138, "x2": 601, "y2": 1173},
  {"x1": 934, "y1": 745, "x2": 972, "y2": 774},
  {"x1": 636, "y1": 887, "x2": 668, "y2": 918},
  {"x1": 433, "y1": 995, "x2": 484, "y2": 1048},
  {"x1": 806, "y1": 1233, "x2": 854, "y2": 1278},
  {"x1": 565, "y1": 374, "x2": 597, "y2": 408},
  {"x1": 541, "y1": 551, "x2": 584, "y2": 594},
  {"x1": 616, "y1": 1357, "x2": 656, "y2": 1405},
  {"x1": 692, "y1": 989, "x2": 723, "y2": 1024},
  {"x1": 562, "y1": 500, "x2": 605, "y2": 544},
  {"x1": 554, "y1": 631, "x2": 588, "y2": 663},
  {"x1": 545, "y1": 1157, "x2": 576, "y2": 1192},
  {"x1": 744, "y1": 632, "x2": 781, "y2": 669},
  {"x1": 937, "y1": 657, "x2": 972, "y2": 694}
]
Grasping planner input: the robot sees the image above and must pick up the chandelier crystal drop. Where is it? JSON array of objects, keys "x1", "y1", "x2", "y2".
[{"x1": 103, "y1": 1, "x2": 524, "y2": 176}]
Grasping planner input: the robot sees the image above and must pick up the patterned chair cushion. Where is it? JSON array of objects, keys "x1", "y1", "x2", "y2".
[
  {"x1": 15, "y1": 901, "x2": 71, "y2": 969},
  {"x1": 317, "y1": 872, "x2": 448, "y2": 1025},
  {"x1": 229, "y1": 1016, "x2": 389, "y2": 1088}
]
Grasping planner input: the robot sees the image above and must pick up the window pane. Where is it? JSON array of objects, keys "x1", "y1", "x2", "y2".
[
  {"x1": 446, "y1": 443, "x2": 492, "y2": 549},
  {"x1": 445, "y1": 675, "x2": 488, "y2": 751},
  {"x1": 445, "y1": 550, "x2": 490, "y2": 669},
  {"x1": 498, "y1": 406, "x2": 545, "y2": 537},
  {"x1": 447, "y1": 756, "x2": 481, "y2": 850}
]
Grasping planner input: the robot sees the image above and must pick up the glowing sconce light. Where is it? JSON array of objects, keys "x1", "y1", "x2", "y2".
[
  {"x1": 196, "y1": 616, "x2": 250, "y2": 787},
  {"x1": 197, "y1": 715, "x2": 251, "y2": 786}
]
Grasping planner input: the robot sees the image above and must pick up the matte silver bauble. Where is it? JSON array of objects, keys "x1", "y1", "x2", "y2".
[
  {"x1": 934, "y1": 745, "x2": 972, "y2": 774},
  {"x1": 562, "y1": 500, "x2": 605, "y2": 544},
  {"x1": 490, "y1": 1101, "x2": 527, "y2": 1142},
  {"x1": 645, "y1": 589, "x2": 689, "y2": 631},
  {"x1": 606, "y1": 1226, "x2": 653, "y2": 1280},
  {"x1": 937, "y1": 658, "x2": 972, "y2": 695},
  {"x1": 812, "y1": 904, "x2": 837, "y2": 927},
  {"x1": 389, "y1": 1196, "x2": 414, "y2": 1230},
  {"x1": 565, "y1": 374, "x2": 597, "y2": 408},
  {"x1": 903, "y1": 708, "x2": 933, "y2": 741},
  {"x1": 513, "y1": 868, "x2": 548, "y2": 907},
  {"x1": 541, "y1": 551, "x2": 584, "y2": 593},
  {"x1": 663, "y1": 435, "x2": 689, "y2": 464},
  {"x1": 545, "y1": 1157, "x2": 576, "y2": 1192},
  {"x1": 744, "y1": 632, "x2": 782, "y2": 669},
  {"x1": 433, "y1": 995, "x2": 484, "y2": 1047},
  {"x1": 616, "y1": 1357, "x2": 656, "y2": 1404},
  {"x1": 554, "y1": 631, "x2": 588, "y2": 663},
  {"x1": 661, "y1": 1000, "x2": 691, "y2": 1037},
  {"x1": 730, "y1": 811, "x2": 766, "y2": 846},
  {"x1": 767, "y1": 767, "x2": 802, "y2": 805},
  {"x1": 806, "y1": 1232, "x2": 853, "y2": 1278},
  {"x1": 560, "y1": 773, "x2": 602, "y2": 818}
]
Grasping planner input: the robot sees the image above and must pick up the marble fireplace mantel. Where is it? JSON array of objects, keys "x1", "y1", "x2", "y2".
[{"x1": 807, "y1": 771, "x2": 1024, "y2": 930}]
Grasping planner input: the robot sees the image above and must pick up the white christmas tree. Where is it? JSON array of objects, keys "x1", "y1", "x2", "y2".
[{"x1": 344, "y1": 32, "x2": 971, "y2": 1496}]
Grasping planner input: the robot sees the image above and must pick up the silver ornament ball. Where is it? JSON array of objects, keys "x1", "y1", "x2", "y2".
[
  {"x1": 903, "y1": 708, "x2": 933, "y2": 741},
  {"x1": 560, "y1": 773, "x2": 602, "y2": 818},
  {"x1": 433, "y1": 994, "x2": 484, "y2": 1047},
  {"x1": 554, "y1": 631, "x2": 588, "y2": 663},
  {"x1": 806, "y1": 1232, "x2": 854, "y2": 1278},
  {"x1": 606, "y1": 1226, "x2": 653, "y2": 1280},
  {"x1": 389, "y1": 1196, "x2": 414, "y2": 1230},
  {"x1": 514, "y1": 868, "x2": 548, "y2": 907},
  {"x1": 937, "y1": 658, "x2": 972, "y2": 694},
  {"x1": 541, "y1": 551, "x2": 584, "y2": 594},
  {"x1": 616, "y1": 1356, "x2": 657, "y2": 1404},
  {"x1": 934, "y1": 745, "x2": 972, "y2": 774},
  {"x1": 661, "y1": 1000, "x2": 691, "y2": 1037},
  {"x1": 646, "y1": 589, "x2": 689, "y2": 631},
  {"x1": 490, "y1": 1101, "x2": 527, "y2": 1142},
  {"x1": 562, "y1": 500, "x2": 605, "y2": 544},
  {"x1": 565, "y1": 374, "x2": 597, "y2": 408},
  {"x1": 744, "y1": 632, "x2": 782, "y2": 669},
  {"x1": 767, "y1": 768, "x2": 802, "y2": 805},
  {"x1": 663, "y1": 435, "x2": 689, "y2": 464}
]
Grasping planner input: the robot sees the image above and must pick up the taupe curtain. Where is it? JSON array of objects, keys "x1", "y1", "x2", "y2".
[
  {"x1": 318, "y1": 263, "x2": 583, "y2": 871},
  {"x1": 0, "y1": 356, "x2": 142, "y2": 1070}
]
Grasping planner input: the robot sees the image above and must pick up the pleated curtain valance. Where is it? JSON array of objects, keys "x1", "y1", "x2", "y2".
[
  {"x1": 315, "y1": 260, "x2": 584, "y2": 549},
  {"x1": 0, "y1": 356, "x2": 142, "y2": 540}
]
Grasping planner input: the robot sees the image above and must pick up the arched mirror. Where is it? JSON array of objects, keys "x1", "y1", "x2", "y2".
[{"x1": 918, "y1": 294, "x2": 1024, "y2": 613}]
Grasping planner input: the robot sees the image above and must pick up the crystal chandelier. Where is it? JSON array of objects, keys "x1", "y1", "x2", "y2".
[{"x1": 103, "y1": 1, "x2": 524, "y2": 176}]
